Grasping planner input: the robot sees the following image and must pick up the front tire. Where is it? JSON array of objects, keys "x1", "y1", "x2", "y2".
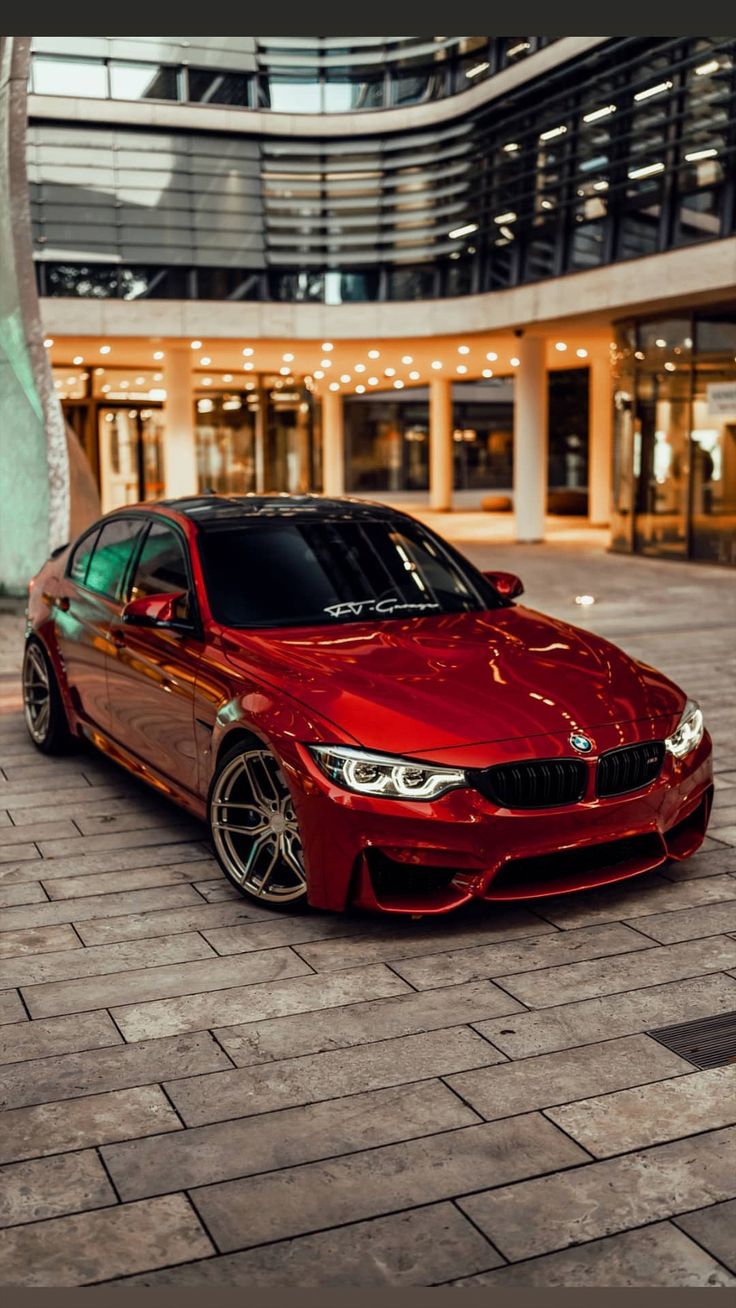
[
  {"x1": 208, "y1": 742, "x2": 309, "y2": 910},
  {"x1": 22, "y1": 640, "x2": 74, "y2": 754}
]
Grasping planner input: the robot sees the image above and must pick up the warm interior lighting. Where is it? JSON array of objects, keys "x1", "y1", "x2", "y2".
[
  {"x1": 465, "y1": 61, "x2": 490, "y2": 79},
  {"x1": 354, "y1": 363, "x2": 366, "y2": 373},
  {"x1": 328, "y1": 381, "x2": 340, "y2": 391},
  {"x1": 634, "y1": 81, "x2": 673, "y2": 101},
  {"x1": 190, "y1": 340, "x2": 202, "y2": 350},
  {"x1": 384, "y1": 367, "x2": 396, "y2": 377},
  {"x1": 510, "y1": 357, "x2": 520, "y2": 367},
  {"x1": 486, "y1": 351, "x2": 498, "y2": 362},
  {"x1": 576, "y1": 348, "x2": 588, "y2": 359},
  {"x1": 355, "y1": 384, "x2": 366, "y2": 393},
  {"x1": 431, "y1": 361, "x2": 442, "y2": 370},
  {"x1": 685, "y1": 147, "x2": 718, "y2": 162},
  {"x1": 539, "y1": 125, "x2": 567, "y2": 141},
  {"x1": 555, "y1": 342, "x2": 567, "y2": 352},
  {"x1": 200, "y1": 356, "x2": 211, "y2": 365},
  {"x1": 456, "y1": 364, "x2": 468, "y2": 374},
  {"x1": 409, "y1": 371, "x2": 420, "y2": 381},
  {"x1": 448, "y1": 222, "x2": 478, "y2": 239},
  {"x1": 503, "y1": 142, "x2": 520, "y2": 153},
  {"x1": 72, "y1": 355, "x2": 83, "y2": 365},
  {"x1": 695, "y1": 59, "x2": 720, "y2": 76},
  {"x1": 340, "y1": 374, "x2": 351, "y2": 383},
  {"x1": 321, "y1": 342, "x2": 334, "y2": 352},
  {"x1": 482, "y1": 368, "x2": 493, "y2": 377},
  {"x1": 457, "y1": 345, "x2": 470, "y2": 355},
  {"x1": 243, "y1": 362, "x2": 254, "y2": 371},
  {"x1": 280, "y1": 366, "x2": 291, "y2": 376},
  {"x1": 628, "y1": 161, "x2": 665, "y2": 179},
  {"x1": 282, "y1": 352, "x2": 295, "y2": 362},
  {"x1": 99, "y1": 345, "x2": 111, "y2": 355},
  {"x1": 223, "y1": 373, "x2": 233, "y2": 382},
  {"x1": 368, "y1": 376, "x2": 379, "y2": 385},
  {"x1": 368, "y1": 349, "x2": 380, "y2": 359},
  {"x1": 43, "y1": 337, "x2": 54, "y2": 347},
  {"x1": 242, "y1": 347, "x2": 254, "y2": 357},
  {"x1": 494, "y1": 211, "x2": 517, "y2": 224},
  {"x1": 583, "y1": 104, "x2": 616, "y2": 123},
  {"x1": 313, "y1": 369, "x2": 324, "y2": 379},
  {"x1": 393, "y1": 379, "x2": 404, "y2": 389},
  {"x1": 401, "y1": 355, "x2": 413, "y2": 364}
]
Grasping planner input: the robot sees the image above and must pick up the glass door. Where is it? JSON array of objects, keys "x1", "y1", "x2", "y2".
[
  {"x1": 633, "y1": 370, "x2": 691, "y2": 557},
  {"x1": 98, "y1": 407, "x2": 164, "y2": 513}
]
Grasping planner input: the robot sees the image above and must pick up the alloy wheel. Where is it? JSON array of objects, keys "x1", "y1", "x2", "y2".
[
  {"x1": 23, "y1": 644, "x2": 51, "y2": 745},
  {"x1": 210, "y1": 748, "x2": 307, "y2": 903}
]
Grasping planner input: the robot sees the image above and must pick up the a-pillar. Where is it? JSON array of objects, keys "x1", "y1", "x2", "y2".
[
  {"x1": 322, "y1": 389, "x2": 345, "y2": 496},
  {"x1": 514, "y1": 335, "x2": 547, "y2": 542},
  {"x1": 588, "y1": 347, "x2": 613, "y2": 526},
  {"x1": 162, "y1": 345, "x2": 197, "y2": 497},
  {"x1": 429, "y1": 375, "x2": 453, "y2": 511}
]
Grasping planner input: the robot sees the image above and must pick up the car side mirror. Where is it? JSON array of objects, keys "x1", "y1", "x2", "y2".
[
  {"x1": 482, "y1": 570, "x2": 524, "y2": 600},
  {"x1": 122, "y1": 591, "x2": 191, "y2": 629}
]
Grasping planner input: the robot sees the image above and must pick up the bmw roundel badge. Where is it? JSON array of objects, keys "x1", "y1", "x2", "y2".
[{"x1": 569, "y1": 733, "x2": 593, "y2": 754}]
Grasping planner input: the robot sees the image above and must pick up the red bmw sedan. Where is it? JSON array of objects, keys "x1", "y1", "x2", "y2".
[{"x1": 23, "y1": 495, "x2": 712, "y2": 914}]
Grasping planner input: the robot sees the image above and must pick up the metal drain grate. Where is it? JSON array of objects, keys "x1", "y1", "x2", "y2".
[{"x1": 648, "y1": 1009, "x2": 736, "y2": 1069}]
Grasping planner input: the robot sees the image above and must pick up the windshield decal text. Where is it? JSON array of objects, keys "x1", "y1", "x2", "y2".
[{"x1": 323, "y1": 597, "x2": 442, "y2": 619}]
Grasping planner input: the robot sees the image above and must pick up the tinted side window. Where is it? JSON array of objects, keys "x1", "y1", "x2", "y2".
[
  {"x1": 128, "y1": 523, "x2": 190, "y2": 599},
  {"x1": 85, "y1": 519, "x2": 144, "y2": 601},
  {"x1": 68, "y1": 528, "x2": 100, "y2": 586}
]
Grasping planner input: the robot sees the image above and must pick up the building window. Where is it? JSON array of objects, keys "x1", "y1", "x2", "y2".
[
  {"x1": 109, "y1": 63, "x2": 178, "y2": 101},
  {"x1": 32, "y1": 56, "x2": 108, "y2": 98}
]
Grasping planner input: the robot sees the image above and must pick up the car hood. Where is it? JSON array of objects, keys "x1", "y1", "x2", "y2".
[{"x1": 222, "y1": 607, "x2": 685, "y2": 755}]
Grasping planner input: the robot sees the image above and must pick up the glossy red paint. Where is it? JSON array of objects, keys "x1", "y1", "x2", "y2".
[{"x1": 25, "y1": 497, "x2": 713, "y2": 915}]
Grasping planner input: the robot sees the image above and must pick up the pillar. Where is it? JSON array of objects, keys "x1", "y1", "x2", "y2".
[
  {"x1": 322, "y1": 389, "x2": 345, "y2": 496},
  {"x1": 588, "y1": 348, "x2": 613, "y2": 526},
  {"x1": 429, "y1": 375, "x2": 453, "y2": 511},
  {"x1": 513, "y1": 335, "x2": 547, "y2": 542},
  {"x1": 162, "y1": 345, "x2": 197, "y2": 497}
]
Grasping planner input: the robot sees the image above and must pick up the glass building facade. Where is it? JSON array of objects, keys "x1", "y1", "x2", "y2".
[
  {"x1": 612, "y1": 310, "x2": 736, "y2": 566},
  {"x1": 28, "y1": 37, "x2": 736, "y2": 305}
]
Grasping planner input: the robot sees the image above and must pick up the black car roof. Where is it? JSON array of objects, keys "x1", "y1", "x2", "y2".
[{"x1": 159, "y1": 493, "x2": 410, "y2": 528}]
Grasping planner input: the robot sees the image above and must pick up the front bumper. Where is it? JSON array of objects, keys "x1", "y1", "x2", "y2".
[{"x1": 289, "y1": 723, "x2": 713, "y2": 914}]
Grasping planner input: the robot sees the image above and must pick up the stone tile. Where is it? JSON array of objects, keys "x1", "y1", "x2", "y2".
[
  {"x1": 0, "y1": 883, "x2": 203, "y2": 932},
  {"x1": 661, "y1": 848, "x2": 736, "y2": 881},
  {"x1": 0, "y1": 1085, "x2": 182, "y2": 1164},
  {"x1": 202, "y1": 915, "x2": 371, "y2": 955},
  {"x1": 446, "y1": 1033, "x2": 691, "y2": 1121},
  {"x1": 534, "y1": 875, "x2": 736, "y2": 929},
  {"x1": 0, "y1": 1194, "x2": 213, "y2": 1286},
  {"x1": 214, "y1": 979, "x2": 521, "y2": 1067},
  {"x1": 0, "y1": 818, "x2": 80, "y2": 846},
  {"x1": 77, "y1": 898, "x2": 266, "y2": 946},
  {"x1": 473, "y1": 973, "x2": 736, "y2": 1058},
  {"x1": 458, "y1": 1126, "x2": 736, "y2": 1261},
  {"x1": 102, "y1": 1080, "x2": 478, "y2": 1200},
  {"x1": 7, "y1": 794, "x2": 160, "y2": 825},
  {"x1": 675, "y1": 1199, "x2": 736, "y2": 1274},
  {"x1": 192, "y1": 880, "x2": 245, "y2": 902},
  {"x1": 43, "y1": 862, "x2": 218, "y2": 900},
  {"x1": 190, "y1": 1114, "x2": 587, "y2": 1252},
  {"x1": 0, "y1": 773, "x2": 128, "y2": 798},
  {"x1": 0, "y1": 991, "x2": 27, "y2": 1025},
  {"x1": 0, "y1": 1151, "x2": 115, "y2": 1229},
  {"x1": 0, "y1": 841, "x2": 209, "y2": 887},
  {"x1": 0, "y1": 845, "x2": 39, "y2": 866},
  {"x1": 0, "y1": 881, "x2": 46, "y2": 907},
  {"x1": 497, "y1": 935, "x2": 736, "y2": 1007},
  {"x1": 0, "y1": 932, "x2": 215, "y2": 989},
  {"x1": 631, "y1": 898, "x2": 736, "y2": 944},
  {"x1": 712, "y1": 826, "x2": 736, "y2": 847},
  {"x1": 166, "y1": 1026, "x2": 505, "y2": 1126},
  {"x1": 0, "y1": 1010, "x2": 121, "y2": 1066},
  {"x1": 0, "y1": 1031, "x2": 233, "y2": 1111},
  {"x1": 36, "y1": 827, "x2": 205, "y2": 859},
  {"x1": 452, "y1": 1223, "x2": 735, "y2": 1287},
  {"x1": 117, "y1": 1203, "x2": 501, "y2": 1287},
  {"x1": 0, "y1": 764, "x2": 100, "y2": 788},
  {"x1": 0, "y1": 924, "x2": 80, "y2": 959},
  {"x1": 0, "y1": 779, "x2": 134, "y2": 805},
  {"x1": 390, "y1": 922, "x2": 652, "y2": 990},
  {"x1": 24, "y1": 946, "x2": 309, "y2": 1019},
  {"x1": 73, "y1": 810, "x2": 202, "y2": 837},
  {"x1": 709, "y1": 806, "x2": 736, "y2": 830},
  {"x1": 291, "y1": 910, "x2": 556, "y2": 972},
  {"x1": 113, "y1": 963, "x2": 411, "y2": 1042},
  {"x1": 547, "y1": 1065, "x2": 736, "y2": 1157}
]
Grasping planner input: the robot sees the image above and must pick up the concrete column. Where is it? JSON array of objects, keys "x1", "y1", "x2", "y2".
[
  {"x1": 429, "y1": 375, "x2": 453, "y2": 511},
  {"x1": 588, "y1": 348, "x2": 614, "y2": 526},
  {"x1": 513, "y1": 335, "x2": 547, "y2": 542},
  {"x1": 322, "y1": 389, "x2": 345, "y2": 496},
  {"x1": 254, "y1": 384, "x2": 267, "y2": 492},
  {"x1": 162, "y1": 345, "x2": 197, "y2": 497}
]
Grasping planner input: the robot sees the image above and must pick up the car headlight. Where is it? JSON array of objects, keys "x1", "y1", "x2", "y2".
[
  {"x1": 665, "y1": 699, "x2": 704, "y2": 759},
  {"x1": 309, "y1": 745, "x2": 467, "y2": 800}
]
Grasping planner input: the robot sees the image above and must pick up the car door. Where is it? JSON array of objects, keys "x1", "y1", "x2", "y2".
[
  {"x1": 105, "y1": 518, "x2": 202, "y2": 795},
  {"x1": 54, "y1": 517, "x2": 146, "y2": 732}
]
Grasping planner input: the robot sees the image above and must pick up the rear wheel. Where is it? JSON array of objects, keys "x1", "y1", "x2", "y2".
[
  {"x1": 22, "y1": 640, "x2": 73, "y2": 754},
  {"x1": 208, "y1": 742, "x2": 308, "y2": 910}
]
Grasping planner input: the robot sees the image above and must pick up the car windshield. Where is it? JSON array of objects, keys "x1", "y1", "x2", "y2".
[{"x1": 198, "y1": 517, "x2": 500, "y2": 628}]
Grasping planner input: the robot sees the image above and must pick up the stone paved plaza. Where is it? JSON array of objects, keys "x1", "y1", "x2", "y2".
[{"x1": 0, "y1": 539, "x2": 735, "y2": 1286}]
